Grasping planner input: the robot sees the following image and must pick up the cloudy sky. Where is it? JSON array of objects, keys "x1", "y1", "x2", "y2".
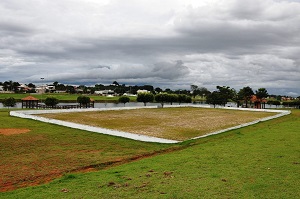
[{"x1": 1, "y1": 0, "x2": 300, "y2": 96}]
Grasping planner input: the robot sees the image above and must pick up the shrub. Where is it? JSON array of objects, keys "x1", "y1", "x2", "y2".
[
  {"x1": 137, "y1": 93, "x2": 154, "y2": 106},
  {"x1": 2, "y1": 97, "x2": 16, "y2": 107},
  {"x1": 77, "y1": 96, "x2": 91, "y2": 108},
  {"x1": 118, "y1": 96, "x2": 130, "y2": 106},
  {"x1": 155, "y1": 93, "x2": 169, "y2": 107},
  {"x1": 44, "y1": 97, "x2": 59, "y2": 108}
]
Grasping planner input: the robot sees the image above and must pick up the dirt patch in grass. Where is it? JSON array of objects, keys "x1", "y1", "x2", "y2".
[
  {"x1": 0, "y1": 128, "x2": 30, "y2": 136},
  {"x1": 39, "y1": 107, "x2": 276, "y2": 141}
]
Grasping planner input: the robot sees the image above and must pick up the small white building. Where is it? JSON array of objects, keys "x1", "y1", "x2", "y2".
[
  {"x1": 137, "y1": 89, "x2": 150, "y2": 94},
  {"x1": 94, "y1": 90, "x2": 115, "y2": 96}
]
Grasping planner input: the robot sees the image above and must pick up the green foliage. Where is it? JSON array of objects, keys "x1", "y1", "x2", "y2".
[
  {"x1": 267, "y1": 100, "x2": 281, "y2": 106},
  {"x1": 77, "y1": 96, "x2": 91, "y2": 108},
  {"x1": 206, "y1": 91, "x2": 223, "y2": 107},
  {"x1": 166, "y1": 94, "x2": 178, "y2": 105},
  {"x1": 178, "y1": 94, "x2": 187, "y2": 104},
  {"x1": 282, "y1": 100, "x2": 300, "y2": 108},
  {"x1": 190, "y1": 85, "x2": 210, "y2": 98},
  {"x1": 154, "y1": 93, "x2": 169, "y2": 107},
  {"x1": 256, "y1": 88, "x2": 268, "y2": 99},
  {"x1": 216, "y1": 86, "x2": 235, "y2": 106},
  {"x1": 118, "y1": 96, "x2": 130, "y2": 106},
  {"x1": 137, "y1": 93, "x2": 154, "y2": 106},
  {"x1": 44, "y1": 97, "x2": 59, "y2": 108},
  {"x1": 185, "y1": 96, "x2": 192, "y2": 103},
  {"x1": 238, "y1": 86, "x2": 254, "y2": 107},
  {"x1": 2, "y1": 97, "x2": 16, "y2": 107}
]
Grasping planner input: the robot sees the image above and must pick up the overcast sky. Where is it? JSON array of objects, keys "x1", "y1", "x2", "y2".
[{"x1": 1, "y1": 0, "x2": 300, "y2": 96}]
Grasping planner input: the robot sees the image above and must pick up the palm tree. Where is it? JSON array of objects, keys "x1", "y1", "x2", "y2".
[{"x1": 238, "y1": 86, "x2": 254, "y2": 108}]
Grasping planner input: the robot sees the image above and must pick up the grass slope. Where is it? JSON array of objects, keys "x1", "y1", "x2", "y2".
[
  {"x1": 0, "y1": 109, "x2": 171, "y2": 191},
  {"x1": 1, "y1": 109, "x2": 299, "y2": 198}
]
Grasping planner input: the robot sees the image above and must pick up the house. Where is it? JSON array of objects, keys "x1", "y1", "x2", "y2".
[
  {"x1": 35, "y1": 85, "x2": 56, "y2": 93},
  {"x1": 94, "y1": 90, "x2": 115, "y2": 96},
  {"x1": 137, "y1": 89, "x2": 150, "y2": 94}
]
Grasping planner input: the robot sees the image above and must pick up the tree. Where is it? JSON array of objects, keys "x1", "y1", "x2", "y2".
[
  {"x1": 27, "y1": 83, "x2": 36, "y2": 88},
  {"x1": 238, "y1": 86, "x2": 254, "y2": 108},
  {"x1": 44, "y1": 97, "x2": 59, "y2": 108},
  {"x1": 185, "y1": 96, "x2": 192, "y2": 103},
  {"x1": 2, "y1": 97, "x2": 16, "y2": 107},
  {"x1": 166, "y1": 94, "x2": 178, "y2": 105},
  {"x1": 137, "y1": 93, "x2": 154, "y2": 106},
  {"x1": 190, "y1": 85, "x2": 199, "y2": 98},
  {"x1": 155, "y1": 87, "x2": 163, "y2": 93},
  {"x1": 216, "y1": 86, "x2": 235, "y2": 106},
  {"x1": 66, "y1": 85, "x2": 76, "y2": 94},
  {"x1": 206, "y1": 91, "x2": 223, "y2": 108},
  {"x1": 255, "y1": 88, "x2": 268, "y2": 109},
  {"x1": 118, "y1": 96, "x2": 130, "y2": 106},
  {"x1": 53, "y1": 81, "x2": 59, "y2": 87},
  {"x1": 112, "y1": 81, "x2": 119, "y2": 86},
  {"x1": 56, "y1": 83, "x2": 66, "y2": 91},
  {"x1": 267, "y1": 100, "x2": 281, "y2": 108},
  {"x1": 230, "y1": 89, "x2": 241, "y2": 107},
  {"x1": 77, "y1": 96, "x2": 91, "y2": 108},
  {"x1": 256, "y1": 88, "x2": 268, "y2": 99},
  {"x1": 155, "y1": 93, "x2": 169, "y2": 108},
  {"x1": 178, "y1": 94, "x2": 187, "y2": 105}
]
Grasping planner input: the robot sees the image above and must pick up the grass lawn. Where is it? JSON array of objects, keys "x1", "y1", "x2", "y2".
[
  {"x1": 0, "y1": 109, "x2": 172, "y2": 192},
  {"x1": 39, "y1": 107, "x2": 277, "y2": 141},
  {"x1": 1, "y1": 109, "x2": 299, "y2": 198},
  {"x1": 0, "y1": 93, "x2": 136, "y2": 102}
]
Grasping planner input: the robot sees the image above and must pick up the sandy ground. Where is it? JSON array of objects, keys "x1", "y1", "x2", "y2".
[{"x1": 0, "y1": 128, "x2": 30, "y2": 135}]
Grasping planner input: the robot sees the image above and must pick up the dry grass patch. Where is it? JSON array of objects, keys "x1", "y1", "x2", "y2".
[
  {"x1": 39, "y1": 107, "x2": 276, "y2": 141},
  {"x1": 0, "y1": 128, "x2": 30, "y2": 136}
]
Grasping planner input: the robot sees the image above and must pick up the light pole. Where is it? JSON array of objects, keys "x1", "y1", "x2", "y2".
[{"x1": 40, "y1": 78, "x2": 44, "y2": 105}]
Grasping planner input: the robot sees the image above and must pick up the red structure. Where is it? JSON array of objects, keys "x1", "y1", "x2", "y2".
[
  {"x1": 21, "y1": 96, "x2": 39, "y2": 108},
  {"x1": 251, "y1": 95, "x2": 267, "y2": 109}
]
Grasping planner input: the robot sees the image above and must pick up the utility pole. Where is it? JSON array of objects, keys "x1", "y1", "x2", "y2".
[{"x1": 40, "y1": 77, "x2": 44, "y2": 104}]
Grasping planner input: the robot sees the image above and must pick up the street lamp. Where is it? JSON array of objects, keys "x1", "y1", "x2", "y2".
[{"x1": 40, "y1": 78, "x2": 44, "y2": 105}]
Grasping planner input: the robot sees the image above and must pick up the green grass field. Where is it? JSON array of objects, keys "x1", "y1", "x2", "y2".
[
  {"x1": 1, "y1": 109, "x2": 299, "y2": 198},
  {"x1": 0, "y1": 93, "x2": 136, "y2": 102}
]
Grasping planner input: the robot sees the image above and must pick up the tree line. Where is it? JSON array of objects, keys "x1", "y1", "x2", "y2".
[{"x1": 1, "y1": 80, "x2": 300, "y2": 109}]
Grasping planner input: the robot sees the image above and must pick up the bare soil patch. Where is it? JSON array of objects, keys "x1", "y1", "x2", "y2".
[
  {"x1": 39, "y1": 107, "x2": 276, "y2": 141},
  {"x1": 0, "y1": 128, "x2": 30, "y2": 136}
]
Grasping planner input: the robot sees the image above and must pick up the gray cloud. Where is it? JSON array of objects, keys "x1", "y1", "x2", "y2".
[{"x1": 0, "y1": 0, "x2": 300, "y2": 96}]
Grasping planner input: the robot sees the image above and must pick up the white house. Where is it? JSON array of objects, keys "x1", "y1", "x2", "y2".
[
  {"x1": 94, "y1": 90, "x2": 115, "y2": 96},
  {"x1": 137, "y1": 89, "x2": 150, "y2": 94}
]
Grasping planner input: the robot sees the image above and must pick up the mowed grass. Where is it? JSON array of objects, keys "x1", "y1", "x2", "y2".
[
  {"x1": 1, "y1": 109, "x2": 299, "y2": 198},
  {"x1": 40, "y1": 107, "x2": 277, "y2": 140},
  {"x1": 0, "y1": 109, "x2": 172, "y2": 192},
  {"x1": 0, "y1": 93, "x2": 135, "y2": 102}
]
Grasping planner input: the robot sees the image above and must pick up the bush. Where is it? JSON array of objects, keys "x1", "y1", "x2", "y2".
[
  {"x1": 77, "y1": 96, "x2": 91, "y2": 108},
  {"x1": 155, "y1": 93, "x2": 169, "y2": 107},
  {"x1": 2, "y1": 97, "x2": 16, "y2": 107},
  {"x1": 137, "y1": 93, "x2": 154, "y2": 106},
  {"x1": 44, "y1": 97, "x2": 59, "y2": 108},
  {"x1": 118, "y1": 96, "x2": 130, "y2": 106}
]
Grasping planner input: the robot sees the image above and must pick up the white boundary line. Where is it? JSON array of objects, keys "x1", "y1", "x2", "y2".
[{"x1": 10, "y1": 106, "x2": 290, "y2": 143}]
